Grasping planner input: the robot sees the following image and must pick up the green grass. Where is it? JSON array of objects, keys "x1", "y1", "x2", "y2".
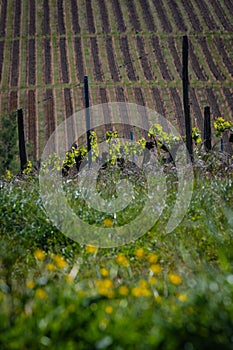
[{"x1": 0, "y1": 149, "x2": 233, "y2": 349}]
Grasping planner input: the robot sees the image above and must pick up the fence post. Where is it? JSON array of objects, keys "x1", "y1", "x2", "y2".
[
  {"x1": 130, "y1": 131, "x2": 136, "y2": 163},
  {"x1": 84, "y1": 76, "x2": 92, "y2": 167},
  {"x1": 17, "y1": 109, "x2": 27, "y2": 171},
  {"x1": 204, "y1": 106, "x2": 211, "y2": 152},
  {"x1": 182, "y1": 35, "x2": 193, "y2": 161}
]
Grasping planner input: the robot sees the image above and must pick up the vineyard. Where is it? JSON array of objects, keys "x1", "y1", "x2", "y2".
[{"x1": 0, "y1": 0, "x2": 233, "y2": 160}]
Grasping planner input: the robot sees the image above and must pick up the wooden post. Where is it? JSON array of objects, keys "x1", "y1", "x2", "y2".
[
  {"x1": 182, "y1": 35, "x2": 193, "y2": 161},
  {"x1": 17, "y1": 109, "x2": 27, "y2": 171},
  {"x1": 204, "y1": 106, "x2": 211, "y2": 152},
  {"x1": 84, "y1": 76, "x2": 92, "y2": 167}
]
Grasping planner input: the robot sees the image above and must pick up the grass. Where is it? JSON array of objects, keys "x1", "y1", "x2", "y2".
[{"x1": 0, "y1": 144, "x2": 233, "y2": 349}]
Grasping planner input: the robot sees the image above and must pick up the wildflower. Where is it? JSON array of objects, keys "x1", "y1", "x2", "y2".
[
  {"x1": 147, "y1": 253, "x2": 158, "y2": 264},
  {"x1": 116, "y1": 253, "x2": 129, "y2": 267},
  {"x1": 64, "y1": 274, "x2": 73, "y2": 283},
  {"x1": 150, "y1": 264, "x2": 162, "y2": 274},
  {"x1": 85, "y1": 245, "x2": 98, "y2": 254},
  {"x1": 35, "y1": 288, "x2": 48, "y2": 300},
  {"x1": 96, "y1": 279, "x2": 114, "y2": 298},
  {"x1": 169, "y1": 273, "x2": 182, "y2": 285},
  {"x1": 100, "y1": 268, "x2": 109, "y2": 277},
  {"x1": 53, "y1": 254, "x2": 67, "y2": 269},
  {"x1": 118, "y1": 285, "x2": 129, "y2": 296},
  {"x1": 154, "y1": 295, "x2": 162, "y2": 303},
  {"x1": 135, "y1": 248, "x2": 145, "y2": 259},
  {"x1": 105, "y1": 306, "x2": 113, "y2": 314},
  {"x1": 46, "y1": 263, "x2": 56, "y2": 271},
  {"x1": 177, "y1": 293, "x2": 187, "y2": 302},
  {"x1": 103, "y1": 218, "x2": 113, "y2": 227},
  {"x1": 132, "y1": 280, "x2": 152, "y2": 297},
  {"x1": 34, "y1": 249, "x2": 46, "y2": 261},
  {"x1": 27, "y1": 281, "x2": 35, "y2": 289},
  {"x1": 149, "y1": 277, "x2": 157, "y2": 285}
]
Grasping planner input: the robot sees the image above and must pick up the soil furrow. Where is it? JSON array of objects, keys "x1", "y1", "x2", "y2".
[
  {"x1": 57, "y1": 0, "x2": 66, "y2": 35},
  {"x1": 27, "y1": 39, "x2": 36, "y2": 85},
  {"x1": 86, "y1": 0, "x2": 96, "y2": 34},
  {"x1": 198, "y1": 37, "x2": 225, "y2": 81},
  {"x1": 28, "y1": 0, "x2": 36, "y2": 36},
  {"x1": 136, "y1": 36, "x2": 154, "y2": 81},
  {"x1": 74, "y1": 37, "x2": 84, "y2": 81},
  {"x1": 125, "y1": 1, "x2": 141, "y2": 32},
  {"x1": 59, "y1": 37, "x2": 69, "y2": 83},
  {"x1": 119, "y1": 36, "x2": 137, "y2": 81},
  {"x1": 13, "y1": 0, "x2": 21, "y2": 37},
  {"x1": 44, "y1": 88, "x2": 55, "y2": 141},
  {"x1": 151, "y1": 36, "x2": 173, "y2": 81},
  {"x1": 0, "y1": 41, "x2": 4, "y2": 83},
  {"x1": 167, "y1": 37, "x2": 182, "y2": 78},
  {"x1": 152, "y1": 0, "x2": 172, "y2": 33},
  {"x1": 138, "y1": 0, "x2": 156, "y2": 32},
  {"x1": 189, "y1": 87, "x2": 203, "y2": 132},
  {"x1": 9, "y1": 40, "x2": 20, "y2": 87},
  {"x1": 71, "y1": 0, "x2": 80, "y2": 34},
  {"x1": 112, "y1": 0, "x2": 126, "y2": 32},
  {"x1": 43, "y1": 38, "x2": 52, "y2": 84},
  {"x1": 180, "y1": 0, "x2": 202, "y2": 32},
  {"x1": 195, "y1": 0, "x2": 217, "y2": 31},
  {"x1": 211, "y1": 0, "x2": 233, "y2": 31},
  {"x1": 0, "y1": 0, "x2": 7, "y2": 37},
  {"x1": 42, "y1": 0, "x2": 50, "y2": 35},
  {"x1": 105, "y1": 37, "x2": 120, "y2": 82},
  {"x1": 214, "y1": 37, "x2": 233, "y2": 77},
  {"x1": 90, "y1": 37, "x2": 103, "y2": 82},
  {"x1": 169, "y1": 87, "x2": 185, "y2": 135},
  {"x1": 97, "y1": 0, "x2": 110, "y2": 33},
  {"x1": 189, "y1": 41, "x2": 208, "y2": 81},
  {"x1": 206, "y1": 88, "x2": 221, "y2": 116},
  {"x1": 167, "y1": 0, "x2": 187, "y2": 32}
]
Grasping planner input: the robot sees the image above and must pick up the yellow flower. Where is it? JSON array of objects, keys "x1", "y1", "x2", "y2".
[
  {"x1": 177, "y1": 293, "x2": 187, "y2": 302},
  {"x1": 46, "y1": 263, "x2": 56, "y2": 271},
  {"x1": 118, "y1": 285, "x2": 129, "y2": 296},
  {"x1": 53, "y1": 255, "x2": 67, "y2": 269},
  {"x1": 132, "y1": 282, "x2": 151, "y2": 297},
  {"x1": 64, "y1": 274, "x2": 73, "y2": 283},
  {"x1": 103, "y1": 218, "x2": 113, "y2": 227},
  {"x1": 154, "y1": 295, "x2": 162, "y2": 303},
  {"x1": 149, "y1": 277, "x2": 157, "y2": 285},
  {"x1": 96, "y1": 279, "x2": 114, "y2": 298},
  {"x1": 116, "y1": 253, "x2": 129, "y2": 267},
  {"x1": 85, "y1": 245, "x2": 98, "y2": 254},
  {"x1": 132, "y1": 286, "x2": 142, "y2": 297},
  {"x1": 139, "y1": 279, "x2": 148, "y2": 288},
  {"x1": 34, "y1": 249, "x2": 46, "y2": 261},
  {"x1": 100, "y1": 268, "x2": 109, "y2": 277},
  {"x1": 35, "y1": 288, "x2": 48, "y2": 300},
  {"x1": 135, "y1": 248, "x2": 145, "y2": 259},
  {"x1": 105, "y1": 306, "x2": 113, "y2": 314},
  {"x1": 147, "y1": 253, "x2": 158, "y2": 264},
  {"x1": 150, "y1": 264, "x2": 162, "y2": 274},
  {"x1": 169, "y1": 273, "x2": 182, "y2": 285},
  {"x1": 27, "y1": 281, "x2": 35, "y2": 289}
]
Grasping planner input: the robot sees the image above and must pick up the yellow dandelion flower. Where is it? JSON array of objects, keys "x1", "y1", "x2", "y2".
[
  {"x1": 64, "y1": 274, "x2": 73, "y2": 283},
  {"x1": 100, "y1": 268, "x2": 109, "y2": 277},
  {"x1": 177, "y1": 293, "x2": 187, "y2": 302},
  {"x1": 116, "y1": 253, "x2": 129, "y2": 267},
  {"x1": 46, "y1": 263, "x2": 56, "y2": 271},
  {"x1": 105, "y1": 306, "x2": 113, "y2": 314},
  {"x1": 135, "y1": 248, "x2": 146, "y2": 258},
  {"x1": 147, "y1": 253, "x2": 158, "y2": 264},
  {"x1": 103, "y1": 218, "x2": 113, "y2": 227},
  {"x1": 35, "y1": 288, "x2": 48, "y2": 300},
  {"x1": 132, "y1": 286, "x2": 142, "y2": 297},
  {"x1": 169, "y1": 273, "x2": 182, "y2": 285},
  {"x1": 149, "y1": 276, "x2": 157, "y2": 285},
  {"x1": 141, "y1": 288, "x2": 151, "y2": 297},
  {"x1": 53, "y1": 255, "x2": 67, "y2": 269},
  {"x1": 118, "y1": 285, "x2": 129, "y2": 296},
  {"x1": 150, "y1": 264, "x2": 162, "y2": 274},
  {"x1": 27, "y1": 281, "x2": 35, "y2": 289},
  {"x1": 34, "y1": 249, "x2": 46, "y2": 261},
  {"x1": 85, "y1": 245, "x2": 98, "y2": 254},
  {"x1": 139, "y1": 279, "x2": 148, "y2": 288}
]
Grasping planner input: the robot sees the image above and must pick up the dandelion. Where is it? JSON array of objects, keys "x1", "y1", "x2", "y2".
[
  {"x1": 85, "y1": 245, "x2": 98, "y2": 254},
  {"x1": 169, "y1": 273, "x2": 182, "y2": 285},
  {"x1": 35, "y1": 288, "x2": 48, "y2": 300},
  {"x1": 135, "y1": 248, "x2": 145, "y2": 259},
  {"x1": 118, "y1": 285, "x2": 129, "y2": 296},
  {"x1": 64, "y1": 274, "x2": 73, "y2": 283},
  {"x1": 27, "y1": 281, "x2": 35, "y2": 289},
  {"x1": 149, "y1": 277, "x2": 157, "y2": 285},
  {"x1": 105, "y1": 306, "x2": 113, "y2": 314},
  {"x1": 177, "y1": 293, "x2": 187, "y2": 302},
  {"x1": 34, "y1": 249, "x2": 46, "y2": 261},
  {"x1": 100, "y1": 268, "x2": 109, "y2": 277},
  {"x1": 116, "y1": 253, "x2": 129, "y2": 267},
  {"x1": 53, "y1": 254, "x2": 67, "y2": 269},
  {"x1": 150, "y1": 264, "x2": 162, "y2": 274},
  {"x1": 103, "y1": 218, "x2": 113, "y2": 227},
  {"x1": 147, "y1": 253, "x2": 158, "y2": 264},
  {"x1": 46, "y1": 263, "x2": 56, "y2": 271}
]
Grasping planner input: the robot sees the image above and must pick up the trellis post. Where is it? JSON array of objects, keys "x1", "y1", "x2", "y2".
[
  {"x1": 17, "y1": 109, "x2": 27, "y2": 171},
  {"x1": 204, "y1": 106, "x2": 211, "y2": 152},
  {"x1": 84, "y1": 76, "x2": 92, "y2": 167}
]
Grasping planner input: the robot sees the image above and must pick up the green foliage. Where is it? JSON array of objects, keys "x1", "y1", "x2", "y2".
[
  {"x1": 214, "y1": 117, "x2": 233, "y2": 137},
  {"x1": 0, "y1": 112, "x2": 19, "y2": 175},
  {"x1": 148, "y1": 123, "x2": 180, "y2": 148}
]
